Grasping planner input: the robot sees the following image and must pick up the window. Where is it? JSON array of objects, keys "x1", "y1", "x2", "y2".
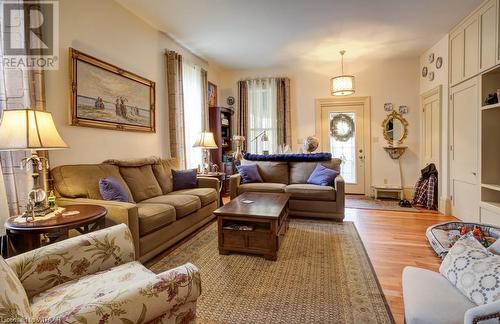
[
  {"x1": 182, "y1": 62, "x2": 203, "y2": 169},
  {"x1": 247, "y1": 79, "x2": 278, "y2": 154}
]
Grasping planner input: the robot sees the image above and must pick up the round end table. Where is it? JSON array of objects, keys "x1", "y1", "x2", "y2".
[{"x1": 5, "y1": 204, "x2": 107, "y2": 256}]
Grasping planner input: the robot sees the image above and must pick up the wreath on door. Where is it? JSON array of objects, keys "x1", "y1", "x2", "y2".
[{"x1": 330, "y1": 114, "x2": 355, "y2": 142}]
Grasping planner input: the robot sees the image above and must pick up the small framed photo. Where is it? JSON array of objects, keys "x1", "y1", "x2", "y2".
[
  {"x1": 399, "y1": 105, "x2": 408, "y2": 114},
  {"x1": 428, "y1": 71, "x2": 435, "y2": 81},
  {"x1": 384, "y1": 103, "x2": 393, "y2": 111}
]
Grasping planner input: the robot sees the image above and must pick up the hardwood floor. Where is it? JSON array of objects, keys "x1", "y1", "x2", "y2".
[
  {"x1": 344, "y1": 207, "x2": 456, "y2": 324},
  {"x1": 149, "y1": 196, "x2": 456, "y2": 324}
]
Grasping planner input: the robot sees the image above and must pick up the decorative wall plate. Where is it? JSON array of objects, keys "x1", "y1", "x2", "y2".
[
  {"x1": 428, "y1": 53, "x2": 435, "y2": 63},
  {"x1": 436, "y1": 56, "x2": 443, "y2": 69},
  {"x1": 227, "y1": 96, "x2": 235, "y2": 106},
  {"x1": 422, "y1": 66, "x2": 428, "y2": 77},
  {"x1": 384, "y1": 103, "x2": 393, "y2": 111},
  {"x1": 399, "y1": 105, "x2": 408, "y2": 114},
  {"x1": 428, "y1": 71, "x2": 435, "y2": 81}
]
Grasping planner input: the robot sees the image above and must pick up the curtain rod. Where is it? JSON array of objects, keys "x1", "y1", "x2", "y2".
[{"x1": 238, "y1": 77, "x2": 289, "y2": 82}]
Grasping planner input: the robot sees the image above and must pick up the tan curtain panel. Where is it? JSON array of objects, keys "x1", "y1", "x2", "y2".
[
  {"x1": 237, "y1": 81, "x2": 248, "y2": 150},
  {"x1": 166, "y1": 50, "x2": 186, "y2": 169},
  {"x1": 0, "y1": 1, "x2": 48, "y2": 223},
  {"x1": 276, "y1": 77, "x2": 291, "y2": 147},
  {"x1": 201, "y1": 69, "x2": 209, "y2": 130}
]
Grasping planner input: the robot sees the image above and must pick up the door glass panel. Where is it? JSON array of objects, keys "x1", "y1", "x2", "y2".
[{"x1": 329, "y1": 112, "x2": 356, "y2": 184}]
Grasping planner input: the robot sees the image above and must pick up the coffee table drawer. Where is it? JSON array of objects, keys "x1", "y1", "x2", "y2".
[{"x1": 221, "y1": 230, "x2": 247, "y2": 249}]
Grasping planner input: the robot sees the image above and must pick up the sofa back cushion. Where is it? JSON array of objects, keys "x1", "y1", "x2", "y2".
[
  {"x1": 240, "y1": 159, "x2": 289, "y2": 184},
  {"x1": 51, "y1": 164, "x2": 133, "y2": 202},
  {"x1": 289, "y1": 158, "x2": 341, "y2": 184},
  {"x1": 151, "y1": 158, "x2": 179, "y2": 194},
  {"x1": 119, "y1": 165, "x2": 162, "y2": 202}
]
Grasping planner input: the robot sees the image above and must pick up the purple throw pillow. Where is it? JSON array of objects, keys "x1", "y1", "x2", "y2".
[
  {"x1": 172, "y1": 168, "x2": 198, "y2": 191},
  {"x1": 99, "y1": 177, "x2": 129, "y2": 202},
  {"x1": 237, "y1": 164, "x2": 263, "y2": 184},
  {"x1": 306, "y1": 163, "x2": 339, "y2": 186}
]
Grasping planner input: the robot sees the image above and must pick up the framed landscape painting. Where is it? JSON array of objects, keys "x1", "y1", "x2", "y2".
[{"x1": 70, "y1": 48, "x2": 156, "y2": 132}]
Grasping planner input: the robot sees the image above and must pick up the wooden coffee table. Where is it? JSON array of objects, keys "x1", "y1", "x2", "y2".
[
  {"x1": 214, "y1": 192, "x2": 290, "y2": 260},
  {"x1": 5, "y1": 204, "x2": 107, "y2": 256}
]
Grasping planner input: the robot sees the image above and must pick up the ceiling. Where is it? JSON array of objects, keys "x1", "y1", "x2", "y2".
[{"x1": 115, "y1": 0, "x2": 483, "y2": 70}]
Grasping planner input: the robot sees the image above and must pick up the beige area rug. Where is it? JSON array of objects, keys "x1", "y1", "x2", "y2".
[
  {"x1": 346, "y1": 194, "x2": 421, "y2": 212},
  {"x1": 150, "y1": 219, "x2": 394, "y2": 324}
]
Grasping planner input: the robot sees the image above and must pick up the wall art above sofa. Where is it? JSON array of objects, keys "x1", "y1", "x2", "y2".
[{"x1": 70, "y1": 48, "x2": 156, "y2": 132}]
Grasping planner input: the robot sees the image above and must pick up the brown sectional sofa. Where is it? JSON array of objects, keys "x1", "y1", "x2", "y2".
[
  {"x1": 51, "y1": 157, "x2": 218, "y2": 262},
  {"x1": 230, "y1": 158, "x2": 345, "y2": 220}
]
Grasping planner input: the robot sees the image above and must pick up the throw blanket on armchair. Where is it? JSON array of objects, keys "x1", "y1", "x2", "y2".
[{"x1": 243, "y1": 153, "x2": 332, "y2": 162}]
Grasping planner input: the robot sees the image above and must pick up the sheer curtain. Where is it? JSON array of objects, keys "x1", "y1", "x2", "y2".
[
  {"x1": 247, "y1": 78, "x2": 278, "y2": 154},
  {"x1": 182, "y1": 62, "x2": 203, "y2": 169}
]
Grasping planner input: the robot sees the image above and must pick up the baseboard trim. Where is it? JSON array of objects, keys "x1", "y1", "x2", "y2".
[{"x1": 439, "y1": 196, "x2": 452, "y2": 216}]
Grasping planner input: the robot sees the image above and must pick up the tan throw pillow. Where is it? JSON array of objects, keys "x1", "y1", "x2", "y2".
[
  {"x1": 440, "y1": 233, "x2": 500, "y2": 305},
  {"x1": 0, "y1": 255, "x2": 32, "y2": 322}
]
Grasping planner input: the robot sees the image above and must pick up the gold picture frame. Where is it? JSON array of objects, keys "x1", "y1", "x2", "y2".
[{"x1": 70, "y1": 48, "x2": 156, "y2": 132}]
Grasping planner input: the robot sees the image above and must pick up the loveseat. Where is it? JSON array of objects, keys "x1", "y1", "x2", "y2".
[
  {"x1": 51, "y1": 157, "x2": 219, "y2": 262},
  {"x1": 230, "y1": 158, "x2": 345, "y2": 220},
  {"x1": 1, "y1": 224, "x2": 201, "y2": 323}
]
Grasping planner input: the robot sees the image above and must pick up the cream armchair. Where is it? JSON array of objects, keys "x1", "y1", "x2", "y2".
[{"x1": 1, "y1": 224, "x2": 201, "y2": 324}]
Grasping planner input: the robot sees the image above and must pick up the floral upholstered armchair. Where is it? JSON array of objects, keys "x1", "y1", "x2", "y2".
[{"x1": 0, "y1": 224, "x2": 201, "y2": 323}]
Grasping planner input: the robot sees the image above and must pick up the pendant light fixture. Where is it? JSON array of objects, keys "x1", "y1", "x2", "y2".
[{"x1": 331, "y1": 50, "x2": 355, "y2": 96}]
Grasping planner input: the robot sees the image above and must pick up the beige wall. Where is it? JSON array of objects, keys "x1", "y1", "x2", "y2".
[
  {"x1": 419, "y1": 34, "x2": 450, "y2": 209},
  {"x1": 46, "y1": 0, "x2": 222, "y2": 167},
  {"x1": 219, "y1": 58, "x2": 421, "y2": 191}
]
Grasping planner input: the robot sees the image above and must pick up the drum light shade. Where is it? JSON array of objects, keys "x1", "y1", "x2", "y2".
[
  {"x1": 331, "y1": 75, "x2": 355, "y2": 96},
  {"x1": 193, "y1": 131, "x2": 218, "y2": 149},
  {"x1": 331, "y1": 50, "x2": 355, "y2": 96},
  {"x1": 0, "y1": 109, "x2": 68, "y2": 151}
]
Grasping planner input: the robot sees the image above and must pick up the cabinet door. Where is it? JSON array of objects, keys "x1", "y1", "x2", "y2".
[
  {"x1": 450, "y1": 77, "x2": 480, "y2": 222},
  {"x1": 479, "y1": 0, "x2": 497, "y2": 71},
  {"x1": 450, "y1": 30, "x2": 465, "y2": 86},
  {"x1": 464, "y1": 17, "x2": 480, "y2": 79}
]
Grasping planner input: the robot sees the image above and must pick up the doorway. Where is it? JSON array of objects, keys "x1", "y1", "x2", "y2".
[
  {"x1": 315, "y1": 97, "x2": 371, "y2": 194},
  {"x1": 420, "y1": 86, "x2": 442, "y2": 208}
]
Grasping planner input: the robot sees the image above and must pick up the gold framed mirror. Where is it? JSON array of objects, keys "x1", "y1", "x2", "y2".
[{"x1": 382, "y1": 111, "x2": 408, "y2": 145}]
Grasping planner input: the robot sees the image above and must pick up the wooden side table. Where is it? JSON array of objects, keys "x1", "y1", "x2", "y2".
[
  {"x1": 5, "y1": 204, "x2": 107, "y2": 256},
  {"x1": 198, "y1": 172, "x2": 227, "y2": 206}
]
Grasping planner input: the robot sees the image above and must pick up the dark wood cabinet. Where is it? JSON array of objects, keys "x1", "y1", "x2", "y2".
[{"x1": 209, "y1": 106, "x2": 234, "y2": 170}]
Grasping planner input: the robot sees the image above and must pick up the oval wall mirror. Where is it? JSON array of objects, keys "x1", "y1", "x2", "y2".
[{"x1": 382, "y1": 111, "x2": 408, "y2": 145}]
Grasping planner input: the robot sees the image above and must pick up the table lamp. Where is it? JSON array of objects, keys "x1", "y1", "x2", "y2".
[
  {"x1": 0, "y1": 109, "x2": 68, "y2": 221},
  {"x1": 193, "y1": 131, "x2": 218, "y2": 174}
]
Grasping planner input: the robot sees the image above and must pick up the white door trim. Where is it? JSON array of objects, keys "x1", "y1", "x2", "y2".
[{"x1": 315, "y1": 96, "x2": 372, "y2": 195}]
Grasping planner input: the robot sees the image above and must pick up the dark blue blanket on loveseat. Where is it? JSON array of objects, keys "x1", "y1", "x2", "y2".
[{"x1": 243, "y1": 153, "x2": 332, "y2": 162}]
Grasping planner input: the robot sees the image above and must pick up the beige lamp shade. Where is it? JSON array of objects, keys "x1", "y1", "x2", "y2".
[
  {"x1": 331, "y1": 75, "x2": 355, "y2": 96},
  {"x1": 0, "y1": 109, "x2": 68, "y2": 151},
  {"x1": 192, "y1": 131, "x2": 218, "y2": 149}
]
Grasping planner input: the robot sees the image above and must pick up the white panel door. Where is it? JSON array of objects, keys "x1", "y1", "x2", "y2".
[
  {"x1": 421, "y1": 89, "x2": 441, "y2": 168},
  {"x1": 320, "y1": 104, "x2": 366, "y2": 194},
  {"x1": 450, "y1": 77, "x2": 479, "y2": 222},
  {"x1": 479, "y1": 0, "x2": 497, "y2": 71},
  {"x1": 450, "y1": 30, "x2": 465, "y2": 86},
  {"x1": 464, "y1": 17, "x2": 480, "y2": 79}
]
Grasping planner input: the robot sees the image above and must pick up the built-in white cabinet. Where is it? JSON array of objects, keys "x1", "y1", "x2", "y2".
[
  {"x1": 479, "y1": 0, "x2": 497, "y2": 70},
  {"x1": 450, "y1": 0, "x2": 497, "y2": 86}
]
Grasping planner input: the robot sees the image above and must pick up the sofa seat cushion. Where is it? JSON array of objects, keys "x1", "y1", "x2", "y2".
[
  {"x1": 170, "y1": 188, "x2": 217, "y2": 207},
  {"x1": 142, "y1": 195, "x2": 201, "y2": 219},
  {"x1": 403, "y1": 266, "x2": 474, "y2": 324},
  {"x1": 136, "y1": 203, "x2": 176, "y2": 236},
  {"x1": 238, "y1": 183, "x2": 286, "y2": 194},
  {"x1": 30, "y1": 261, "x2": 154, "y2": 320},
  {"x1": 285, "y1": 184, "x2": 336, "y2": 201}
]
